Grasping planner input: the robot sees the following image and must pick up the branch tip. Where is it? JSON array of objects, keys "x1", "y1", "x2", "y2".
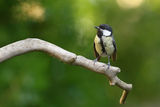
[
  {"x1": 120, "y1": 90, "x2": 129, "y2": 104},
  {"x1": 109, "y1": 81, "x2": 116, "y2": 86}
]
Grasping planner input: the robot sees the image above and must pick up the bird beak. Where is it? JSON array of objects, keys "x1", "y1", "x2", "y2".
[{"x1": 95, "y1": 26, "x2": 100, "y2": 30}]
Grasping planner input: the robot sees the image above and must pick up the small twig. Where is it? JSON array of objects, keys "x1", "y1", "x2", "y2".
[
  {"x1": 0, "y1": 38, "x2": 132, "y2": 104},
  {"x1": 120, "y1": 90, "x2": 129, "y2": 104}
]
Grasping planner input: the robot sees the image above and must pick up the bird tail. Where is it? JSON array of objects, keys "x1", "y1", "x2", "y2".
[{"x1": 112, "y1": 52, "x2": 117, "y2": 61}]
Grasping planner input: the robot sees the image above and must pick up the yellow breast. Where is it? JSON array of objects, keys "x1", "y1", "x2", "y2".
[{"x1": 94, "y1": 35, "x2": 103, "y2": 55}]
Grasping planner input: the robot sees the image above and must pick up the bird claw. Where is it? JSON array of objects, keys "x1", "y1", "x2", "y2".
[
  {"x1": 93, "y1": 58, "x2": 98, "y2": 65},
  {"x1": 107, "y1": 63, "x2": 110, "y2": 69},
  {"x1": 93, "y1": 59, "x2": 97, "y2": 62}
]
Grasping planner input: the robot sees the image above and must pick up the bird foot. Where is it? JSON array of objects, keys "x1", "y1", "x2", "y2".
[
  {"x1": 93, "y1": 58, "x2": 98, "y2": 65},
  {"x1": 107, "y1": 63, "x2": 110, "y2": 69}
]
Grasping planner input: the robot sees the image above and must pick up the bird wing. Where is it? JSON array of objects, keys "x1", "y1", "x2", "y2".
[{"x1": 112, "y1": 38, "x2": 117, "y2": 61}]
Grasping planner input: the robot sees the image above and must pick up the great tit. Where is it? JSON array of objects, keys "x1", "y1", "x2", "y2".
[{"x1": 93, "y1": 24, "x2": 117, "y2": 68}]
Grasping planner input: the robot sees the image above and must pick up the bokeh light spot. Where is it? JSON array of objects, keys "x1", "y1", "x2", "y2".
[
  {"x1": 14, "y1": 1, "x2": 45, "y2": 21},
  {"x1": 117, "y1": 0, "x2": 144, "y2": 9}
]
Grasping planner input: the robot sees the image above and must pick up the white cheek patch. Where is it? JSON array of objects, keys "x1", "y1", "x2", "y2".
[{"x1": 103, "y1": 30, "x2": 111, "y2": 36}]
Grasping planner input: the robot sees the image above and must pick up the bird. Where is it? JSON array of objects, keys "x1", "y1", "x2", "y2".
[{"x1": 93, "y1": 24, "x2": 117, "y2": 68}]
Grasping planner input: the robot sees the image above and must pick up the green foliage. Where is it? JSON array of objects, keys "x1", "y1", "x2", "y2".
[{"x1": 0, "y1": 0, "x2": 160, "y2": 106}]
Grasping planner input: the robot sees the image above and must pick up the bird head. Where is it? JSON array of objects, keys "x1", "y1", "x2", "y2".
[{"x1": 95, "y1": 24, "x2": 113, "y2": 37}]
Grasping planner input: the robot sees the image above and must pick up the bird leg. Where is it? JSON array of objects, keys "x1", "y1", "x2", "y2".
[
  {"x1": 107, "y1": 56, "x2": 111, "y2": 69},
  {"x1": 93, "y1": 56, "x2": 101, "y2": 64}
]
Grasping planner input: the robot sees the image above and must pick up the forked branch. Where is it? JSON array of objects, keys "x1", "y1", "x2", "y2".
[{"x1": 0, "y1": 38, "x2": 132, "y2": 104}]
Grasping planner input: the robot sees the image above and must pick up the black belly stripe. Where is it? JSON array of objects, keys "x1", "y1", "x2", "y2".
[{"x1": 100, "y1": 38, "x2": 106, "y2": 53}]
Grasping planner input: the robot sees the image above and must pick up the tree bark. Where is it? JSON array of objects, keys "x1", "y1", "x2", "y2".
[{"x1": 0, "y1": 38, "x2": 132, "y2": 104}]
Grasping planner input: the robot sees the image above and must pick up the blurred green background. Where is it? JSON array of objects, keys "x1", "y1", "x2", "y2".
[{"x1": 0, "y1": 0, "x2": 160, "y2": 106}]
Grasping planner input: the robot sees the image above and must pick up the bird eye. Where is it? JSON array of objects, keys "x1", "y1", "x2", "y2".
[{"x1": 100, "y1": 26, "x2": 105, "y2": 29}]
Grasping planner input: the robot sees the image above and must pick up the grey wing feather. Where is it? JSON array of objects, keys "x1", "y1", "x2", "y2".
[{"x1": 112, "y1": 37, "x2": 117, "y2": 61}]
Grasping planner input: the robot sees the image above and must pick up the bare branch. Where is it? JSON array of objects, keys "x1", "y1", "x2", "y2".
[{"x1": 0, "y1": 38, "x2": 132, "y2": 104}]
